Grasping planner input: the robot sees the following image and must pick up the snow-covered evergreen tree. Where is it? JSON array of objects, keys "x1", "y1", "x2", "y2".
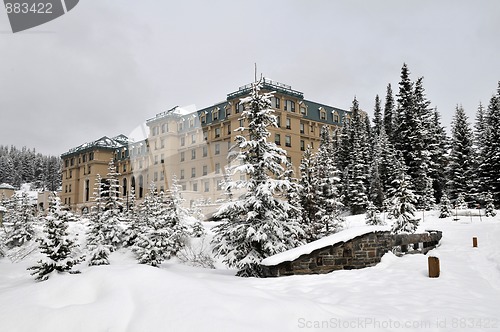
[
  {"x1": 447, "y1": 105, "x2": 475, "y2": 202},
  {"x1": 478, "y1": 84, "x2": 500, "y2": 204},
  {"x1": 383, "y1": 83, "x2": 395, "y2": 142},
  {"x1": 191, "y1": 221, "x2": 205, "y2": 238},
  {"x1": 313, "y1": 126, "x2": 344, "y2": 237},
  {"x1": 439, "y1": 193, "x2": 452, "y2": 218},
  {"x1": 484, "y1": 192, "x2": 496, "y2": 217},
  {"x1": 389, "y1": 160, "x2": 420, "y2": 234},
  {"x1": 211, "y1": 78, "x2": 304, "y2": 277},
  {"x1": 365, "y1": 201, "x2": 384, "y2": 225},
  {"x1": 4, "y1": 193, "x2": 35, "y2": 248},
  {"x1": 28, "y1": 195, "x2": 83, "y2": 281},
  {"x1": 455, "y1": 193, "x2": 467, "y2": 209},
  {"x1": 298, "y1": 147, "x2": 317, "y2": 242},
  {"x1": 343, "y1": 98, "x2": 369, "y2": 214}
]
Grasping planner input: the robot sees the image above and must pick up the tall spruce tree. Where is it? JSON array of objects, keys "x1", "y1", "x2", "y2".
[
  {"x1": 447, "y1": 105, "x2": 475, "y2": 202},
  {"x1": 478, "y1": 84, "x2": 500, "y2": 204},
  {"x1": 313, "y1": 126, "x2": 344, "y2": 237},
  {"x1": 383, "y1": 83, "x2": 395, "y2": 141},
  {"x1": 211, "y1": 78, "x2": 304, "y2": 277},
  {"x1": 298, "y1": 147, "x2": 317, "y2": 242}
]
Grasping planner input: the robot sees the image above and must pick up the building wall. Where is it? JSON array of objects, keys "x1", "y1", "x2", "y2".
[{"x1": 60, "y1": 80, "x2": 349, "y2": 213}]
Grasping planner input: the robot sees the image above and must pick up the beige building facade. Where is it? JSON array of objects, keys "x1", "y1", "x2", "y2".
[{"x1": 61, "y1": 79, "x2": 350, "y2": 214}]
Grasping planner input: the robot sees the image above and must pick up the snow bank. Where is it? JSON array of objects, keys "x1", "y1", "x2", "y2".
[{"x1": 261, "y1": 226, "x2": 390, "y2": 266}]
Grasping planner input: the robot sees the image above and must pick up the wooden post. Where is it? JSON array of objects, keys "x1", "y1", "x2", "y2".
[
  {"x1": 428, "y1": 256, "x2": 440, "y2": 278},
  {"x1": 473, "y1": 237, "x2": 478, "y2": 248}
]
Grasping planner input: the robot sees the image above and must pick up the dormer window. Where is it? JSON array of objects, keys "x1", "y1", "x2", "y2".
[
  {"x1": 319, "y1": 108, "x2": 327, "y2": 120},
  {"x1": 212, "y1": 108, "x2": 219, "y2": 121}
]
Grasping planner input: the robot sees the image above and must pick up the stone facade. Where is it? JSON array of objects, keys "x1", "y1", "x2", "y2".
[{"x1": 261, "y1": 230, "x2": 442, "y2": 277}]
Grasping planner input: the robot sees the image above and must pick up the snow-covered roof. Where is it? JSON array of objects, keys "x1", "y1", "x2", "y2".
[
  {"x1": 0, "y1": 183, "x2": 15, "y2": 190},
  {"x1": 261, "y1": 226, "x2": 391, "y2": 266},
  {"x1": 62, "y1": 135, "x2": 129, "y2": 157}
]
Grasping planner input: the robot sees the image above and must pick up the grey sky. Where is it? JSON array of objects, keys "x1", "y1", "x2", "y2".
[{"x1": 0, "y1": 0, "x2": 499, "y2": 156}]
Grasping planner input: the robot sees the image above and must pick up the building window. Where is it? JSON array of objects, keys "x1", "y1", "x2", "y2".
[
  {"x1": 154, "y1": 155, "x2": 159, "y2": 165},
  {"x1": 201, "y1": 114, "x2": 206, "y2": 124},
  {"x1": 192, "y1": 183, "x2": 198, "y2": 191},
  {"x1": 287, "y1": 156, "x2": 292, "y2": 164},
  {"x1": 215, "y1": 127, "x2": 221, "y2": 138},
  {"x1": 70, "y1": 158, "x2": 74, "y2": 166},
  {"x1": 333, "y1": 112, "x2": 340, "y2": 122},
  {"x1": 182, "y1": 183, "x2": 187, "y2": 191},
  {"x1": 191, "y1": 149, "x2": 196, "y2": 160},
  {"x1": 320, "y1": 109, "x2": 327, "y2": 120},
  {"x1": 160, "y1": 171, "x2": 164, "y2": 180},
  {"x1": 286, "y1": 117, "x2": 291, "y2": 130},
  {"x1": 191, "y1": 133, "x2": 196, "y2": 144},
  {"x1": 189, "y1": 118, "x2": 194, "y2": 128},
  {"x1": 227, "y1": 123, "x2": 231, "y2": 135},
  {"x1": 215, "y1": 163, "x2": 221, "y2": 174},
  {"x1": 239, "y1": 119, "x2": 244, "y2": 128},
  {"x1": 154, "y1": 172, "x2": 158, "y2": 181},
  {"x1": 203, "y1": 165, "x2": 208, "y2": 176},
  {"x1": 285, "y1": 135, "x2": 291, "y2": 147},
  {"x1": 82, "y1": 154, "x2": 87, "y2": 163},
  {"x1": 85, "y1": 179, "x2": 90, "y2": 202},
  {"x1": 191, "y1": 167, "x2": 196, "y2": 178},
  {"x1": 215, "y1": 143, "x2": 220, "y2": 155},
  {"x1": 123, "y1": 164, "x2": 126, "y2": 172},
  {"x1": 89, "y1": 152, "x2": 94, "y2": 161},
  {"x1": 236, "y1": 102, "x2": 244, "y2": 114},
  {"x1": 300, "y1": 123, "x2": 305, "y2": 134},
  {"x1": 275, "y1": 133, "x2": 281, "y2": 145},
  {"x1": 180, "y1": 137, "x2": 185, "y2": 146},
  {"x1": 300, "y1": 140, "x2": 305, "y2": 151},
  {"x1": 203, "y1": 146, "x2": 208, "y2": 157},
  {"x1": 276, "y1": 115, "x2": 281, "y2": 128},
  {"x1": 271, "y1": 97, "x2": 280, "y2": 109},
  {"x1": 285, "y1": 100, "x2": 295, "y2": 112},
  {"x1": 161, "y1": 123, "x2": 166, "y2": 133},
  {"x1": 225, "y1": 107, "x2": 231, "y2": 117},
  {"x1": 212, "y1": 108, "x2": 219, "y2": 121},
  {"x1": 216, "y1": 180, "x2": 223, "y2": 191},
  {"x1": 180, "y1": 169, "x2": 185, "y2": 180},
  {"x1": 180, "y1": 152, "x2": 185, "y2": 162},
  {"x1": 203, "y1": 131, "x2": 208, "y2": 140},
  {"x1": 65, "y1": 159, "x2": 69, "y2": 167},
  {"x1": 178, "y1": 122, "x2": 184, "y2": 132},
  {"x1": 204, "y1": 182, "x2": 209, "y2": 192},
  {"x1": 300, "y1": 106, "x2": 306, "y2": 115}
]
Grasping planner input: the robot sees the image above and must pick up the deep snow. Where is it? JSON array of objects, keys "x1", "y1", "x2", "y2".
[{"x1": 1, "y1": 211, "x2": 500, "y2": 332}]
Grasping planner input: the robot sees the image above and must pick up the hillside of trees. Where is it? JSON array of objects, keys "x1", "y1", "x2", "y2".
[{"x1": 0, "y1": 145, "x2": 61, "y2": 191}]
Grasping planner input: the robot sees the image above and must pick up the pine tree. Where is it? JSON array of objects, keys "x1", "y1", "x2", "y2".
[
  {"x1": 133, "y1": 185, "x2": 188, "y2": 267},
  {"x1": 365, "y1": 201, "x2": 384, "y2": 225},
  {"x1": 373, "y1": 95, "x2": 383, "y2": 137},
  {"x1": 455, "y1": 193, "x2": 467, "y2": 209},
  {"x1": 211, "y1": 78, "x2": 304, "y2": 277},
  {"x1": 4, "y1": 193, "x2": 35, "y2": 248},
  {"x1": 439, "y1": 193, "x2": 452, "y2": 218},
  {"x1": 298, "y1": 147, "x2": 318, "y2": 242},
  {"x1": 484, "y1": 192, "x2": 496, "y2": 217},
  {"x1": 28, "y1": 195, "x2": 84, "y2": 281},
  {"x1": 343, "y1": 97, "x2": 369, "y2": 215},
  {"x1": 447, "y1": 105, "x2": 475, "y2": 202},
  {"x1": 389, "y1": 160, "x2": 420, "y2": 234},
  {"x1": 478, "y1": 85, "x2": 500, "y2": 203},
  {"x1": 313, "y1": 126, "x2": 344, "y2": 237},
  {"x1": 383, "y1": 83, "x2": 395, "y2": 141}
]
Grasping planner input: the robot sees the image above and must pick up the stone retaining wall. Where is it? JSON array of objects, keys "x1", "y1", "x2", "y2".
[{"x1": 261, "y1": 230, "x2": 442, "y2": 277}]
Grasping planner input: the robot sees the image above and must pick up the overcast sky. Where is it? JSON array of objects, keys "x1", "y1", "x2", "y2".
[{"x1": 0, "y1": 0, "x2": 499, "y2": 156}]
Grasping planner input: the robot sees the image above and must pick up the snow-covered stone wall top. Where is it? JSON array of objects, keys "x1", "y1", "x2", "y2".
[
  {"x1": 0, "y1": 183, "x2": 15, "y2": 190},
  {"x1": 261, "y1": 226, "x2": 390, "y2": 266}
]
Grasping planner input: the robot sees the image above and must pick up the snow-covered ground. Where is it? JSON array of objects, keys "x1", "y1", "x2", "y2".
[{"x1": 1, "y1": 211, "x2": 500, "y2": 332}]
